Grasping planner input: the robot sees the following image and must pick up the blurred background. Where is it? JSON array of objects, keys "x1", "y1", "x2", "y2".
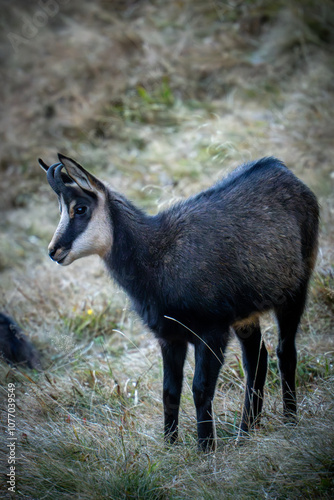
[
  {"x1": 0, "y1": 1, "x2": 334, "y2": 497},
  {"x1": 1, "y1": 0, "x2": 333, "y2": 270}
]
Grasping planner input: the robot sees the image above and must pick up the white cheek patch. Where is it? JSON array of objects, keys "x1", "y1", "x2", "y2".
[{"x1": 70, "y1": 194, "x2": 113, "y2": 260}]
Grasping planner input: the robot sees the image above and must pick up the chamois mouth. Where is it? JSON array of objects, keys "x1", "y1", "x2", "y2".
[
  {"x1": 56, "y1": 253, "x2": 69, "y2": 265},
  {"x1": 50, "y1": 249, "x2": 70, "y2": 265}
]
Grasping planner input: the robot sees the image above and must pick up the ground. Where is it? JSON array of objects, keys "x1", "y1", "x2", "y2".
[{"x1": 0, "y1": 1, "x2": 334, "y2": 498}]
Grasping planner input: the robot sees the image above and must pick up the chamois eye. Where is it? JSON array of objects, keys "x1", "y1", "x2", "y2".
[{"x1": 74, "y1": 206, "x2": 87, "y2": 216}]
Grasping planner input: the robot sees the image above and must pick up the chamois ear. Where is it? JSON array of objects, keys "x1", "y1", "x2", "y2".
[
  {"x1": 58, "y1": 154, "x2": 103, "y2": 193},
  {"x1": 38, "y1": 158, "x2": 50, "y2": 172}
]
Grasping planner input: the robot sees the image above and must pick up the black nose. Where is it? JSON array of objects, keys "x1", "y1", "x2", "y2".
[{"x1": 49, "y1": 248, "x2": 57, "y2": 261}]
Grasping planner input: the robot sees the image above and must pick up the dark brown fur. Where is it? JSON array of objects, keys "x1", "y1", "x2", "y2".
[
  {"x1": 0, "y1": 313, "x2": 41, "y2": 369},
  {"x1": 42, "y1": 155, "x2": 319, "y2": 450}
]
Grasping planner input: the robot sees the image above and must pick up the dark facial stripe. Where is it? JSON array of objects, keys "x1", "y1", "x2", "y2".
[{"x1": 54, "y1": 195, "x2": 95, "y2": 253}]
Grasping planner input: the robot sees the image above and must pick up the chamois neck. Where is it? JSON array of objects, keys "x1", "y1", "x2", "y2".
[{"x1": 103, "y1": 189, "x2": 157, "y2": 286}]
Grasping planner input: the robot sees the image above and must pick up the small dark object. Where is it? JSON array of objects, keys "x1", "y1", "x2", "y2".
[
  {"x1": 0, "y1": 313, "x2": 41, "y2": 369},
  {"x1": 39, "y1": 155, "x2": 319, "y2": 450}
]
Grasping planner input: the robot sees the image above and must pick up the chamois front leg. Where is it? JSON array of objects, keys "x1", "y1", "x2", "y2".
[
  {"x1": 160, "y1": 340, "x2": 187, "y2": 444},
  {"x1": 235, "y1": 321, "x2": 268, "y2": 432},
  {"x1": 192, "y1": 332, "x2": 226, "y2": 451}
]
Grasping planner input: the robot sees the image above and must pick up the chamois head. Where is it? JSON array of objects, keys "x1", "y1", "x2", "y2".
[{"x1": 39, "y1": 154, "x2": 112, "y2": 266}]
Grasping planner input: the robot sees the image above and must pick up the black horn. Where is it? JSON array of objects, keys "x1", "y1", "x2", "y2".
[
  {"x1": 39, "y1": 158, "x2": 62, "y2": 195},
  {"x1": 54, "y1": 163, "x2": 68, "y2": 194},
  {"x1": 47, "y1": 162, "x2": 65, "y2": 195}
]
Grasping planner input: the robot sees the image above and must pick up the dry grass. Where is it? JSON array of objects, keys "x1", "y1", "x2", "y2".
[{"x1": 1, "y1": 0, "x2": 334, "y2": 498}]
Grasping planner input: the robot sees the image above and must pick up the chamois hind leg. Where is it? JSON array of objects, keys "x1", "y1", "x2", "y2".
[
  {"x1": 236, "y1": 319, "x2": 268, "y2": 433},
  {"x1": 275, "y1": 289, "x2": 307, "y2": 423},
  {"x1": 160, "y1": 340, "x2": 188, "y2": 444}
]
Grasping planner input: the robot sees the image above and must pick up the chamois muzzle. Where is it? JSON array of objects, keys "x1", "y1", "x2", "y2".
[{"x1": 48, "y1": 246, "x2": 70, "y2": 264}]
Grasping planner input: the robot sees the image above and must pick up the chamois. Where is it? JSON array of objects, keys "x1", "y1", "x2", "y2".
[
  {"x1": 0, "y1": 313, "x2": 41, "y2": 369},
  {"x1": 39, "y1": 154, "x2": 319, "y2": 450}
]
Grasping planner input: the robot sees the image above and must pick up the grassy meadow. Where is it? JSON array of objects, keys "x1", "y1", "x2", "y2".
[{"x1": 0, "y1": 0, "x2": 334, "y2": 498}]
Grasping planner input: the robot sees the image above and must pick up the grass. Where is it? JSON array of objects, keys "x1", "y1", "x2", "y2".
[
  {"x1": 1, "y1": 357, "x2": 333, "y2": 499},
  {"x1": 0, "y1": 0, "x2": 334, "y2": 498},
  {"x1": 105, "y1": 78, "x2": 177, "y2": 126}
]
